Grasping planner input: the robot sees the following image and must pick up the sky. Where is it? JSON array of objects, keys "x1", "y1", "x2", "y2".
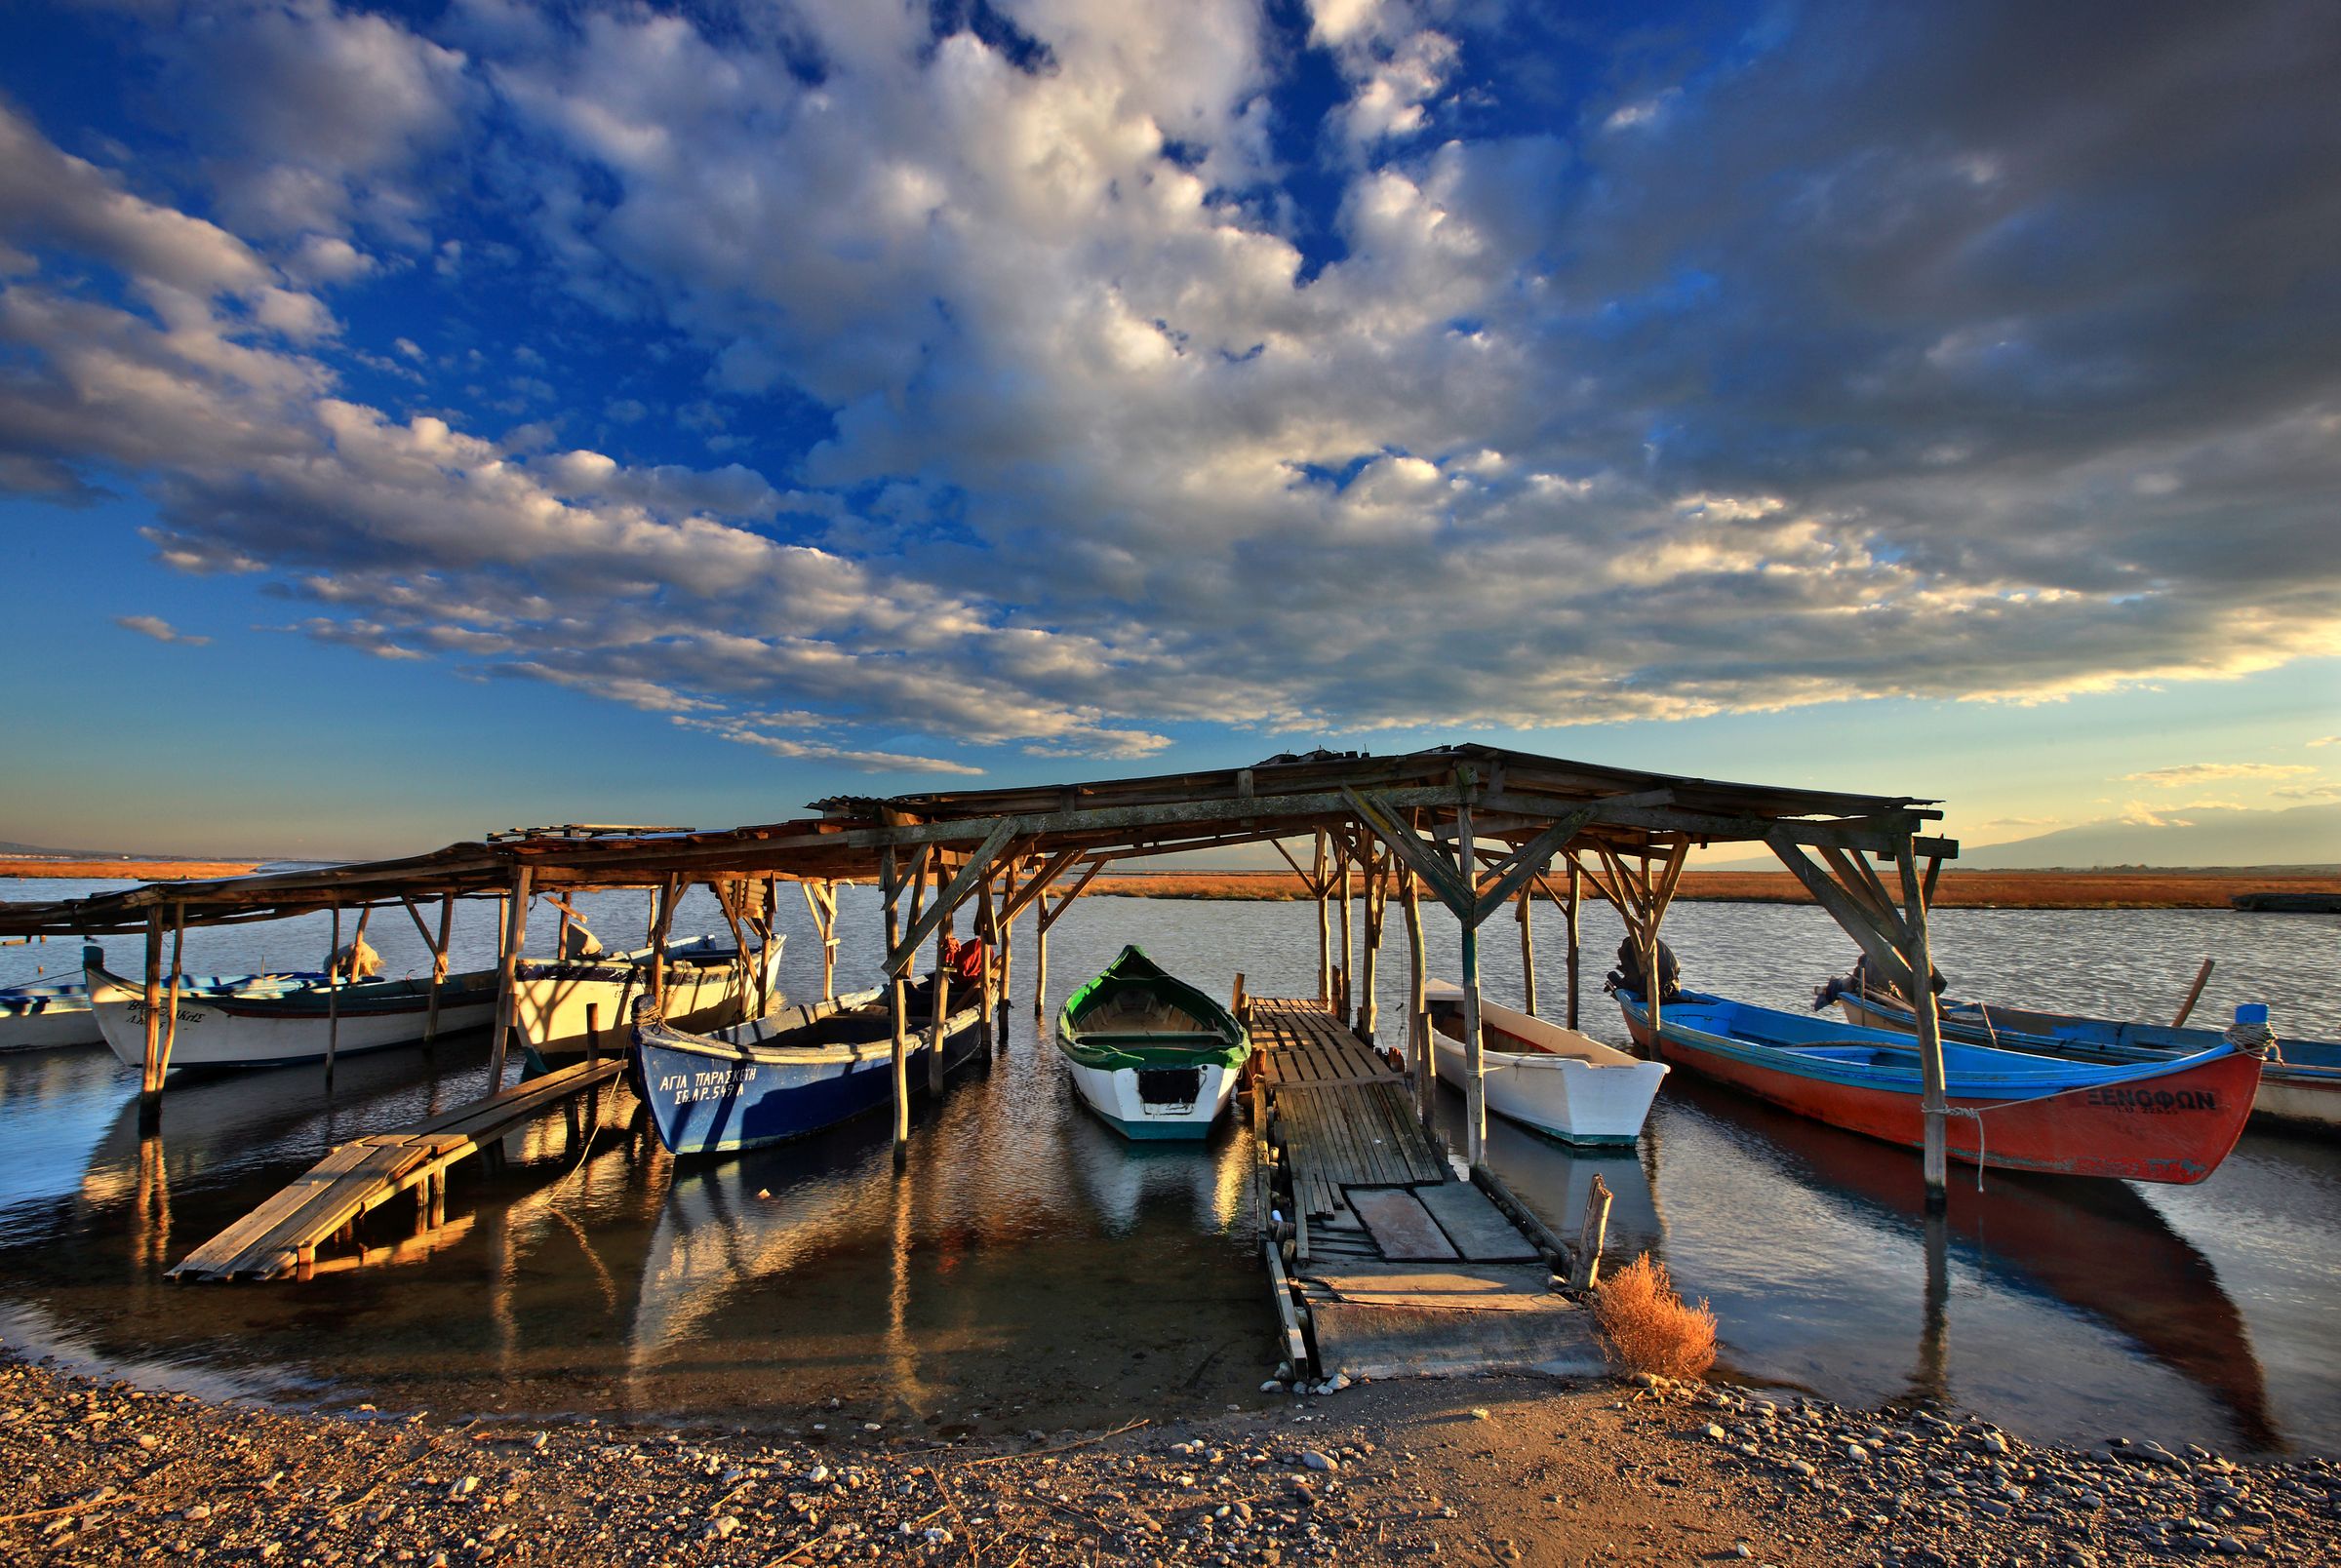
[{"x1": 0, "y1": 0, "x2": 2336, "y2": 860}]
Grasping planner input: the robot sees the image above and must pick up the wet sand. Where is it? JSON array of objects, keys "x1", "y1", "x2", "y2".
[{"x1": 7, "y1": 1349, "x2": 2334, "y2": 1566}]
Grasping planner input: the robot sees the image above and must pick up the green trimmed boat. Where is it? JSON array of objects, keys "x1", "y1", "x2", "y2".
[{"x1": 1055, "y1": 945, "x2": 1250, "y2": 1140}]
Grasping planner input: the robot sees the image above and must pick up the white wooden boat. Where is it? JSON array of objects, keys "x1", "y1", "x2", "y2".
[
  {"x1": 516, "y1": 932, "x2": 782, "y2": 1058},
  {"x1": 1055, "y1": 946, "x2": 1250, "y2": 1140},
  {"x1": 85, "y1": 948, "x2": 497, "y2": 1071},
  {"x1": 1, "y1": 980, "x2": 104, "y2": 1051},
  {"x1": 1423, "y1": 980, "x2": 1669, "y2": 1144}
]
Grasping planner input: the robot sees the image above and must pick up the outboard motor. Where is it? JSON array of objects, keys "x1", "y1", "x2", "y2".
[{"x1": 1605, "y1": 936, "x2": 1681, "y2": 1002}]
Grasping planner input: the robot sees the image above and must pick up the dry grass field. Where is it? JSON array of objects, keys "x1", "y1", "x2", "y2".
[{"x1": 1085, "y1": 867, "x2": 2341, "y2": 910}]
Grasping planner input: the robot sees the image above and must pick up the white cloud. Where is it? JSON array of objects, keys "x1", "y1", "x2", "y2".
[
  {"x1": 2123, "y1": 763, "x2": 2317, "y2": 788},
  {"x1": 115, "y1": 613, "x2": 209, "y2": 646}
]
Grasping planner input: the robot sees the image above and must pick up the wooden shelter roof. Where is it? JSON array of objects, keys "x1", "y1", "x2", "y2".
[{"x1": 0, "y1": 743, "x2": 1942, "y2": 938}]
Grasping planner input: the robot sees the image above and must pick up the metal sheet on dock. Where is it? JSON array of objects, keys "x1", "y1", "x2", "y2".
[
  {"x1": 1347, "y1": 1187, "x2": 1459, "y2": 1260},
  {"x1": 1414, "y1": 1180, "x2": 1543, "y2": 1262}
]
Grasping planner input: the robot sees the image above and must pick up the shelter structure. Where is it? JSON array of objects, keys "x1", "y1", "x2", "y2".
[{"x1": 0, "y1": 745, "x2": 1960, "y2": 1202}]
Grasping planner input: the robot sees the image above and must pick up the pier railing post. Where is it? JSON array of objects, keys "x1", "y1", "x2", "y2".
[
  {"x1": 1898, "y1": 842, "x2": 1950, "y2": 1209},
  {"x1": 1402, "y1": 866, "x2": 1429, "y2": 1127}
]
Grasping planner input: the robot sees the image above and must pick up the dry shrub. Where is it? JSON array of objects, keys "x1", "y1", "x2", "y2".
[{"x1": 1592, "y1": 1253, "x2": 1717, "y2": 1381}]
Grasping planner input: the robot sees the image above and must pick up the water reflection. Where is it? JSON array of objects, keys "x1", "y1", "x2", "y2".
[{"x1": 0, "y1": 889, "x2": 2333, "y2": 1454}]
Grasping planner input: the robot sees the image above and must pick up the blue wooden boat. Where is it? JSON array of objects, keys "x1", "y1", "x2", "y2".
[
  {"x1": 1618, "y1": 988, "x2": 2260, "y2": 1183},
  {"x1": 1829, "y1": 983, "x2": 2341, "y2": 1135},
  {"x1": 632, "y1": 987, "x2": 984, "y2": 1156}
]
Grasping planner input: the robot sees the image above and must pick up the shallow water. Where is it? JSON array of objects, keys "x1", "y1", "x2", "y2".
[{"x1": 0, "y1": 881, "x2": 2335, "y2": 1453}]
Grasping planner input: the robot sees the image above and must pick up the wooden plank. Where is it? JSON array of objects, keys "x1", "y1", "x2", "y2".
[
  {"x1": 1298, "y1": 1261, "x2": 1561, "y2": 1312},
  {"x1": 1348, "y1": 1187, "x2": 1459, "y2": 1261},
  {"x1": 1262, "y1": 1240, "x2": 1311, "y2": 1372},
  {"x1": 171, "y1": 1143, "x2": 379, "y2": 1278},
  {"x1": 1413, "y1": 1180, "x2": 1542, "y2": 1262},
  {"x1": 1311, "y1": 1297, "x2": 1601, "y2": 1380}
]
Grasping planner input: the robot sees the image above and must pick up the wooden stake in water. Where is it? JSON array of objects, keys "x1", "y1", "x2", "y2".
[
  {"x1": 2172, "y1": 959, "x2": 2215, "y2": 1028},
  {"x1": 325, "y1": 904, "x2": 342, "y2": 1093}
]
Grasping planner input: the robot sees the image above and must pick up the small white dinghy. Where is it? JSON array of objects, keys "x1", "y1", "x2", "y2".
[
  {"x1": 1056, "y1": 945, "x2": 1250, "y2": 1140},
  {"x1": 516, "y1": 932, "x2": 783, "y2": 1059},
  {"x1": 1423, "y1": 980, "x2": 1668, "y2": 1144},
  {"x1": 1, "y1": 980, "x2": 105, "y2": 1052}
]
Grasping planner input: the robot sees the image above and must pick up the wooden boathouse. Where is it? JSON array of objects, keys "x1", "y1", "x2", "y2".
[{"x1": 0, "y1": 744, "x2": 1956, "y2": 1376}]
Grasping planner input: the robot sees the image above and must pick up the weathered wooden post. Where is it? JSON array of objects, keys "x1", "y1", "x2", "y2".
[
  {"x1": 424, "y1": 892, "x2": 454, "y2": 1046},
  {"x1": 1565, "y1": 861, "x2": 1582, "y2": 1030},
  {"x1": 486, "y1": 865, "x2": 531, "y2": 1093},
  {"x1": 1458, "y1": 795, "x2": 1488, "y2": 1169},
  {"x1": 882, "y1": 847, "x2": 910, "y2": 1166},
  {"x1": 159, "y1": 902, "x2": 184, "y2": 1081},
  {"x1": 1313, "y1": 830, "x2": 1331, "y2": 1005},
  {"x1": 977, "y1": 869, "x2": 1000, "y2": 1055},
  {"x1": 1335, "y1": 830, "x2": 1354, "y2": 1022},
  {"x1": 1899, "y1": 843, "x2": 1950, "y2": 1210},
  {"x1": 1402, "y1": 866, "x2": 1430, "y2": 1126},
  {"x1": 993, "y1": 864, "x2": 1014, "y2": 1021},
  {"x1": 1567, "y1": 1174, "x2": 1613, "y2": 1291},
  {"x1": 137, "y1": 909, "x2": 165, "y2": 1125},
  {"x1": 1357, "y1": 840, "x2": 1383, "y2": 1040},
  {"x1": 929, "y1": 860, "x2": 952, "y2": 1094},
  {"x1": 1518, "y1": 864, "x2": 1537, "y2": 1015},
  {"x1": 325, "y1": 904, "x2": 344, "y2": 1091}
]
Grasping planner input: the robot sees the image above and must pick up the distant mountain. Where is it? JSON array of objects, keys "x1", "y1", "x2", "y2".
[
  {"x1": 1950, "y1": 804, "x2": 2341, "y2": 870},
  {"x1": 1694, "y1": 802, "x2": 2341, "y2": 872}
]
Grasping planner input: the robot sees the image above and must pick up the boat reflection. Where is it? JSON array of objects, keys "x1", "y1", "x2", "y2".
[{"x1": 1667, "y1": 1074, "x2": 2278, "y2": 1450}]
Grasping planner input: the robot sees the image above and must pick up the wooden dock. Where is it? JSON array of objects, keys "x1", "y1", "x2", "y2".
[
  {"x1": 1249, "y1": 998, "x2": 1601, "y2": 1380},
  {"x1": 170, "y1": 1058, "x2": 625, "y2": 1282}
]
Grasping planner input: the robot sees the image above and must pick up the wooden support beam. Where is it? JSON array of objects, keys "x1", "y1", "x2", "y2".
[
  {"x1": 159, "y1": 903, "x2": 185, "y2": 1082},
  {"x1": 425, "y1": 893, "x2": 453, "y2": 1046},
  {"x1": 928, "y1": 856, "x2": 952, "y2": 1096},
  {"x1": 1767, "y1": 833, "x2": 1916, "y2": 997},
  {"x1": 1402, "y1": 865, "x2": 1430, "y2": 1128},
  {"x1": 1341, "y1": 788, "x2": 1474, "y2": 918},
  {"x1": 1359, "y1": 838, "x2": 1385, "y2": 1040},
  {"x1": 1457, "y1": 792, "x2": 1487, "y2": 1170},
  {"x1": 1314, "y1": 830, "x2": 1331, "y2": 1005},
  {"x1": 885, "y1": 818, "x2": 1016, "y2": 976},
  {"x1": 1898, "y1": 842, "x2": 1950, "y2": 1210},
  {"x1": 325, "y1": 905, "x2": 344, "y2": 1091},
  {"x1": 1518, "y1": 863, "x2": 1536, "y2": 1016},
  {"x1": 882, "y1": 848, "x2": 910, "y2": 1165},
  {"x1": 977, "y1": 869, "x2": 1000, "y2": 1055},
  {"x1": 1565, "y1": 859, "x2": 1582, "y2": 1030},
  {"x1": 1335, "y1": 826, "x2": 1355, "y2": 1024},
  {"x1": 487, "y1": 866, "x2": 532, "y2": 1092},
  {"x1": 138, "y1": 910, "x2": 164, "y2": 1116}
]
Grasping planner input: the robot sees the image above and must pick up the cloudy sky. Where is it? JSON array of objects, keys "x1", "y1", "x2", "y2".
[{"x1": 1, "y1": 0, "x2": 2335, "y2": 858}]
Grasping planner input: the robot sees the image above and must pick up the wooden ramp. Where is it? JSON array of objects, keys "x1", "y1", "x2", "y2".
[
  {"x1": 170, "y1": 1058, "x2": 624, "y2": 1283},
  {"x1": 1249, "y1": 999, "x2": 1600, "y2": 1380}
]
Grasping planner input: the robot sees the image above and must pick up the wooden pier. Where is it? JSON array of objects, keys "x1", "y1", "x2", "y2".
[
  {"x1": 170, "y1": 1058, "x2": 624, "y2": 1282},
  {"x1": 1248, "y1": 998, "x2": 1601, "y2": 1380}
]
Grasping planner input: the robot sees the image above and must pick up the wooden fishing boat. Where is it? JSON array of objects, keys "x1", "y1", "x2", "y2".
[
  {"x1": 1, "y1": 979, "x2": 104, "y2": 1051},
  {"x1": 1831, "y1": 985, "x2": 2341, "y2": 1135},
  {"x1": 632, "y1": 988, "x2": 983, "y2": 1156},
  {"x1": 5, "y1": 966, "x2": 330, "y2": 1054},
  {"x1": 1423, "y1": 980, "x2": 1668, "y2": 1144},
  {"x1": 1616, "y1": 988, "x2": 2259, "y2": 1184},
  {"x1": 516, "y1": 932, "x2": 783, "y2": 1058},
  {"x1": 1055, "y1": 945, "x2": 1249, "y2": 1140},
  {"x1": 85, "y1": 947, "x2": 496, "y2": 1071}
]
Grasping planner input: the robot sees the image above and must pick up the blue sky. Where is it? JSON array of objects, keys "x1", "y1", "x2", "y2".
[{"x1": 1, "y1": 0, "x2": 2336, "y2": 859}]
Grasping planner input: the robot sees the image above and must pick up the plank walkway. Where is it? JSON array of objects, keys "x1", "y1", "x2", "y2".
[
  {"x1": 1248, "y1": 998, "x2": 1599, "y2": 1380},
  {"x1": 170, "y1": 1058, "x2": 624, "y2": 1282}
]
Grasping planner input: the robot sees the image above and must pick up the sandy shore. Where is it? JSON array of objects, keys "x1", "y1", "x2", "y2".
[
  {"x1": 0, "y1": 860, "x2": 259, "y2": 882},
  {"x1": 6, "y1": 1349, "x2": 2331, "y2": 1566},
  {"x1": 1084, "y1": 870, "x2": 2341, "y2": 911}
]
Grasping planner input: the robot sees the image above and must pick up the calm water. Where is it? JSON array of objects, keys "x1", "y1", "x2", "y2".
[{"x1": 1, "y1": 879, "x2": 2336, "y2": 1454}]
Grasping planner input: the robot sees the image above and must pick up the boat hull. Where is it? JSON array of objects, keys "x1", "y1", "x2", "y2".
[
  {"x1": 0, "y1": 989, "x2": 102, "y2": 1051},
  {"x1": 1058, "y1": 1054, "x2": 1239, "y2": 1139},
  {"x1": 1424, "y1": 985, "x2": 1667, "y2": 1144},
  {"x1": 636, "y1": 994, "x2": 983, "y2": 1156},
  {"x1": 517, "y1": 934, "x2": 782, "y2": 1058},
  {"x1": 87, "y1": 958, "x2": 496, "y2": 1071},
  {"x1": 1837, "y1": 990, "x2": 2341, "y2": 1135},
  {"x1": 1622, "y1": 993, "x2": 2258, "y2": 1184}
]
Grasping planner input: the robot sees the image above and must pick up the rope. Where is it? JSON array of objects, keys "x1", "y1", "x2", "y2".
[
  {"x1": 2224, "y1": 1020, "x2": 2278, "y2": 1061},
  {"x1": 1942, "y1": 1106, "x2": 1989, "y2": 1191}
]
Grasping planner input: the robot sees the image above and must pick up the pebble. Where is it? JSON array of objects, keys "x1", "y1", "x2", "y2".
[{"x1": 1301, "y1": 1449, "x2": 1337, "y2": 1472}]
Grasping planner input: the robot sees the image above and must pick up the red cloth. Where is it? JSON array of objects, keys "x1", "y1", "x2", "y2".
[{"x1": 947, "y1": 937, "x2": 988, "y2": 985}]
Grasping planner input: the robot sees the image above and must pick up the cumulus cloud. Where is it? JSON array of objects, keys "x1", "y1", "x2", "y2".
[
  {"x1": 2, "y1": 1, "x2": 2339, "y2": 773},
  {"x1": 115, "y1": 614, "x2": 209, "y2": 646}
]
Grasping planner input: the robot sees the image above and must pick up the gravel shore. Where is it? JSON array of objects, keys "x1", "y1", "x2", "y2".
[{"x1": 5, "y1": 1349, "x2": 2334, "y2": 1566}]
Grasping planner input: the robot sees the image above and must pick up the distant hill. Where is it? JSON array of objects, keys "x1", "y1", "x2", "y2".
[{"x1": 1697, "y1": 802, "x2": 2341, "y2": 873}]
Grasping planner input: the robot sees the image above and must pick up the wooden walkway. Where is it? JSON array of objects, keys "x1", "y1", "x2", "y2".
[
  {"x1": 170, "y1": 1058, "x2": 624, "y2": 1282},
  {"x1": 1249, "y1": 998, "x2": 1599, "y2": 1380}
]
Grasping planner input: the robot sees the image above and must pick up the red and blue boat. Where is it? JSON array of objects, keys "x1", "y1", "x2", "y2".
[
  {"x1": 1615, "y1": 989, "x2": 2259, "y2": 1184},
  {"x1": 633, "y1": 986, "x2": 984, "y2": 1156}
]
